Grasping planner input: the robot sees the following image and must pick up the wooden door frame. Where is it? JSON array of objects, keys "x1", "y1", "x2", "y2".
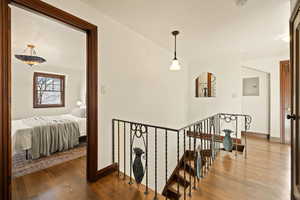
[
  {"x1": 280, "y1": 60, "x2": 291, "y2": 144},
  {"x1": 0, "y1": 0, "x2": 117, "y2": 199},
  {"x1": 290, "y1": 1, "x2": 300, "y2": 199}
]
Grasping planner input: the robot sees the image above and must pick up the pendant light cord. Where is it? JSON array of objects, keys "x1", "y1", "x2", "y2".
[{"x1": 174, "y1": 34, "x2": 177, "y2": 59}]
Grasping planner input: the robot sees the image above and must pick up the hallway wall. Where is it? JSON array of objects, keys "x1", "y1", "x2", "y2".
[
  {"x1": 242, "y1": 56, "x2": 289, "y2": 138},
  {"x1": 187, "y1": 55, "x2": 243, "y2": 123},
  {"x1": 241, "y1": 67, "x2": 269, "y2": 135},
  {"x1": 44, "y1": 0, "x2": 189, "y2": 192}
]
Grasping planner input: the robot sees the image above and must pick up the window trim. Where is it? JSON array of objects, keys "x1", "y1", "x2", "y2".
[{"x1": 33, "y1": 72, "x2": 65, "y2": 108}]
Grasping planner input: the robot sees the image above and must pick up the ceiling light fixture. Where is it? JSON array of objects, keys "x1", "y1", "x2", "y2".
[
  {"x1": 15, "y1": 44, "x2": 46, "y2": 67},
  {"x1": 170, "y1": 30, "x2": 181, "y2": 71}
]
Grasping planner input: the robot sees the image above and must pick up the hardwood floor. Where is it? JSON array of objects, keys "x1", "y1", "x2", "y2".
[
  {"x1": 190, "y1": 135, "x2": 290, "y2": 200},
  {"x1": 12, "y1": 136, "x2": 290, "y2": 200}
]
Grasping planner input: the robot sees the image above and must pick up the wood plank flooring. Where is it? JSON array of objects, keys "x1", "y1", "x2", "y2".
[{"x1": 12, "y1": 136, "x2": 290, "y2": 200}]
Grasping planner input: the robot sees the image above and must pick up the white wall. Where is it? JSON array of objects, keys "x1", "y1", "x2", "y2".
[
  {"x1": 43, "y1": 0, "x2": 189, "y2": 187},
  {"x1": 242, "y1": 55, "x2": 289, "y2": 138},
  {"x1": 241, "y1": 67, "x2": 269, "y2": 134},
  {"x1": 12, "y1": 63, "x2": 84, "y2": 120},
  {"x1": 291, "y1": 0, "x2": 297, "y2": 11},
  {"x1": 188, "y1": 55, "x2": 242, "y2": 123}
]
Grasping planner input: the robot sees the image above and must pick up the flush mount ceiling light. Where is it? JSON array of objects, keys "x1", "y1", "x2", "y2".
[
  {"x1": 15, "y1": 44, "x2": 46, "y2": 67},
  {"x1": 170, "y1": 30, "x2": 181, "y2": 71},
  {"x1": 235, "y1": 0, "x2": 248, "y2": 6}
]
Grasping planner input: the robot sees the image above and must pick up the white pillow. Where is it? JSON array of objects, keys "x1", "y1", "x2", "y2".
[{"x1": 71, "y1": 108, "x2": 86, "y2": 118}]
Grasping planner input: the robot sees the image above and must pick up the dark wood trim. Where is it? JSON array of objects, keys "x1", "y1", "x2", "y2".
[
  {"x1": 280, "y1": 60, "x2": 291, "y2": 144},
  {"x1": 241, "y1": 131, "x2": 269, "y2": 139},
  {"x1": 290, "y1": 2, "x2": 300, "y2": 199},
  {"x1": 10, "y1": 0, "x2": 96, "y2": 31},
  {"x1": 0, "y1": 0, "x2": 102, "y2": 199},
  {"x1": 269, "y1": 137, "x2": 281, "y2": 143},
  {"x1": 291, "y1": 1, "x2": 300, "y2": 25},
  {"x1": 33, "y1": 72, "x2": 65, "y2": 108},
  {"x1": 0, "y1": 1, "x2": 11, "y2": 200},
  {"x1": 92, "y1": 163, "x2": 119, "y2": 181},
  {"x1": 195, "y1": 77, "x2": 199, "y2": 97},
  {"x1": 207, "y1": 72, "x2": 212, "y2": 97},
  {"x1": 86, "y1": 26, "x2": 98, "y2": 181}
]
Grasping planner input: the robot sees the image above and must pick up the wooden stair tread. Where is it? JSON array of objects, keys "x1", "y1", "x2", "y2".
[
  {"x1": 187, "y1": 131, "x2": 242, "y2": 144},
  {"x1": 162, "y1": 149, "x2": 215, "y2": 199},
  {"x1": 173, "y1": 173, "x2": 191, "y2": 188},
  {"x1": 184, "y1": 149, "x2": 212, "y2": 160},
  {"x1": 220, "y1": 144, "x2": 245, "y2": 153},
  {"x1": 180, "y1": 160, "x2": 195, "y2": 176},
  {"x1": 164, "y1": 186, "x2": 181, "y2": 200}
]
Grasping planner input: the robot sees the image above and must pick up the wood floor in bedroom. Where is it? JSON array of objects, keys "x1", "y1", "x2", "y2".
[{"x1": 12, "y1": 136, "x2": 290, "y2": 200}]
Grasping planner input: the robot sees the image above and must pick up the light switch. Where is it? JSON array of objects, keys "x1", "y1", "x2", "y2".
[{"x1": 101, "y1": 85, "x2": 106, "y2": 95}]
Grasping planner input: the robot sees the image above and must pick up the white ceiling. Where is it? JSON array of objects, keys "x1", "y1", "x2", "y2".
[
  {"x1": 82, "y1": 0, "x2": 290, "y2": 62},
  {"x1": 11, "y1": 6, "x2": 86, "y2": 70}
]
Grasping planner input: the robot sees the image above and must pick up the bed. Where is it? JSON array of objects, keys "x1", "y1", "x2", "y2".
[{"x1": 12, "y1": 114, "x2": 86, "y2": 159}]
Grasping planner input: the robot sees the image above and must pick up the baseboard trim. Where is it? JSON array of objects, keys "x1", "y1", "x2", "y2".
[
  {"x1": 270, "y1": 137, "x2": 281, "y2": 143},
  {"x1": 91, "y1": 163, "x2": 118, "y2": 182},
  {"x1": 242, "y1": 131, "x2": 269, "y2": 139}
]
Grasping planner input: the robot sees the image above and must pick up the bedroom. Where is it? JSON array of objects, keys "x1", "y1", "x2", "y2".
[{"x1": 11, "y1": 5, "x2": 87, "y2": 178}]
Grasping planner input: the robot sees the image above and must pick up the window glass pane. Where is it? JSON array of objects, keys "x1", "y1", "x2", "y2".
[
  {"x1": 37, "y1": 77, "x2": 46, "y2": 82},
  {"x1": 53, "y1": 84, "x2": 61, "y2": 91},
  {"x1": 40, "y1": 91, "x2": 61, "y2": 105},
  {"x1": 34, "y1": 73, "x2": 64, "y2": 107},
  {"x1": 53, "y1": 78, "x2": 61, "y2": 85}
]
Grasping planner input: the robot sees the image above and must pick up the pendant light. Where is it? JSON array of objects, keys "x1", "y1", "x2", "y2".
[
  {"x1": 170, "y1": 30, "x2": 181, "y2": 71},
  {"x1": 15, "y1": 44, "x2": 46, "y2": 67}
]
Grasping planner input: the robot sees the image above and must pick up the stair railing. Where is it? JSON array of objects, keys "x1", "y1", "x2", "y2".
[{"x1": 112, "y1": 113, "x2": 251, "y2": 200}]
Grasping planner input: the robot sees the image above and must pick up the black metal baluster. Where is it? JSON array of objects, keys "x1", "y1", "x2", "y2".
[
  {"x1": 177, "y1": 130, "x2": 180, "y2": 195},
  {"x1": 214, "y1": 116, "x2": 217, "y2": 159},
  {"x1": 118, "y1": 121, "x2": 120, "y2": 177},
  {"x1": 208, "y1": 119, "x2": 212, "y2": 166},
  {"x1": 204, "y1": 119, "x2": 209, "y2": 173},
  {"x1": 245, "y1": 116, "x2": 248, "y2": 159},
  {"x1": 112, "y1": 119, "x2": 115, "y2": 163},
  {"x1": 200, "y1": 122, "x2": 203, "y2": 178},
  {"x1": 218, "y1": 115, "x2": 221, "y2": 154},
  {"x1": 208, "y1": 119, "x2": 210, "y2": 166},
  {"x1": 193, "y1": 125, "x2": 196, "y2": 189},
  {"x1": 184, "y1": 129, "x2": 186, "y2": 200},
  {"x1": 123, "y1": 122, "x2": 126, "y2": 180},
  {"x1": 204, "y1": 120, "x2": 207, "y2": 174},
  {"x1": 165, "y1": 130, "x2": 168, "y2": 200},
  {"x1": 189, "y1": 127, "x2": 192, "y2": 196},
  {"x1": 235, "y1": 117, "x2": 238, "y2": 158},
  {"x1": 145, "y1": 127, "x2": 149, "y2": 195},
  {"x1": 154, "y1": 128, "x2": 158, "y2": 200},
  {"x1": 212, "y1": 117, "x2": 216, "y2": 160},
  {"x1": 129, "y1": 123, "x2": 133, "y2": 184}
]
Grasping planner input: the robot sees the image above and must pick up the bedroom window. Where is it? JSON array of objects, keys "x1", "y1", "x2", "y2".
[{"x1": 33, "y1": 72, "x2": 65, "y2": 108}]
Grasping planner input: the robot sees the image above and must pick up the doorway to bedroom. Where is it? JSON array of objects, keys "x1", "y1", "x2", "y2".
[{"x1": 11, "y1": 4, "x2": 88, "y2": 187}]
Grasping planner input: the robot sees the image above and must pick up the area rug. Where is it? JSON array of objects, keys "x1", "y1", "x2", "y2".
[{"x1": 12, "y1": 145, "x2": 86, "y2": 178}]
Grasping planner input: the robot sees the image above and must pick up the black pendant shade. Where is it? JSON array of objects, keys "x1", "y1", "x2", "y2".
[{"x1": 15, "y1": 45, "x2": 46, "y2": 66}]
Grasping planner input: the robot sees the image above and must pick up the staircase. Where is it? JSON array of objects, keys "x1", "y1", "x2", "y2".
[
  {"x1": 162, "y1": 150, "x2": 211, "y2": 200},
  {"x1": 112, "y1": 113, "x2": 252, "y2": 200}
]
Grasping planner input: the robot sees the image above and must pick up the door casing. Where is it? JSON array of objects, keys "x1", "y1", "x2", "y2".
[
  {"x1": 290, "y1": 1, "x2": 300, "y2": 199},
  {"x1": 0, "y1": 0, "x2": 117, "y2": 199}
]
